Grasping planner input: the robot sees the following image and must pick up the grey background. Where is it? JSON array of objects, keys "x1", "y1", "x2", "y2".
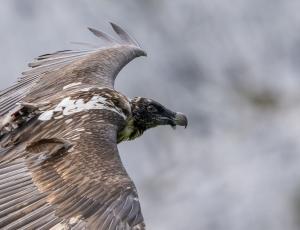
[{"x1": 1, "y1": 0, "x2": 300, "y2": 229}]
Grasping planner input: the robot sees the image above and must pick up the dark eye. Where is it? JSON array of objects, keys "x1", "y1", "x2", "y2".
[{"x1": 147, "y1": 105, "x2": 157, "y2": 113}]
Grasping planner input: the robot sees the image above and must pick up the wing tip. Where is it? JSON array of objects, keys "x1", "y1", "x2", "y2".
[
  {"x1": 109, "y1": 22, "x2": 140, "y2": 47},
  {"x1": 87, "y1": 27, "x2": 99, "y2": 35},
  {"x1": 137, "y1": 48, "x2": 147, "y2": 57},
  {"x1": 88, "y1": 23, "x2": 147, "y2": 57},
  {"x1": 87, "y1": 27, "x2": 116, "y2": 43}
]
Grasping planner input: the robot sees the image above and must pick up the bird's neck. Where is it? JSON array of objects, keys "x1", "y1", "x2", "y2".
[{"x1": 117, "y1": 118, "x2": 144, "y2": 143}]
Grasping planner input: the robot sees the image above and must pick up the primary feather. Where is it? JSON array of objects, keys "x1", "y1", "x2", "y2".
[
  {"x1": 0, "y1": 23, "x2": 146, "y2": 230},
  {"x1": 0, "y1": 23, "x2": 187, "y2": 230}
]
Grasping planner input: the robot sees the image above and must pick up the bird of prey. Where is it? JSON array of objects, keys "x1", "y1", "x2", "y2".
[{"x1": 0, "y1": 23, "x2": 187, "y2": 230}]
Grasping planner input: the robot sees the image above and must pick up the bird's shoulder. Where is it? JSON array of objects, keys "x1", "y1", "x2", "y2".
[{"x1": 0, "y1": 86, "x2": 131, "y2": 151}]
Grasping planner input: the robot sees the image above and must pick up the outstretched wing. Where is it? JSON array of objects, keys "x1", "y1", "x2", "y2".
[
  {"x1": 0, "y1": 23, "x2": 147, "y2": 229},
  {"x1": 0, "y1": 106, "x2": 145, "y2": 229},
  {"x1": 0, "y1": 23, "x2": 146, "y2": 117}
]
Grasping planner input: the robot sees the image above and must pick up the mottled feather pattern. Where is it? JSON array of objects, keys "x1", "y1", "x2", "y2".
[
  {"x1": 0, "y1": 23, "x2": 146, "y2": 229},
  {"x1": 0, "y1": 22, "x2": 146, "y2": 118},
  {"x1": 0, "y1": 106, "x2": 145, "y2": 229}
]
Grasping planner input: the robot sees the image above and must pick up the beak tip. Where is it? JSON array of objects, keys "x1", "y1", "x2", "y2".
[{"x1": 174, "y1": 112, "x2": 188, "y2": 128}]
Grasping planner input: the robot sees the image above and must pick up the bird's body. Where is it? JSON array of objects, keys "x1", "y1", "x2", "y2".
[{"x1": 0, "y1": 23, "x2": 187, "y2": 230}]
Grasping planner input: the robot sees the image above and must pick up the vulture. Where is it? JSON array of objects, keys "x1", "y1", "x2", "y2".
[{"x1": 0, "y1": 23, "x2": 188, "y2": 230}]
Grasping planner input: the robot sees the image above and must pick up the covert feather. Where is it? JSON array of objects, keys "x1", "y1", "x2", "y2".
[{"x1": 0, "y1": 23, "x2": 187, "y2": 230}]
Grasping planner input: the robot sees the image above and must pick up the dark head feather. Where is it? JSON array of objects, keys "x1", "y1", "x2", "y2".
[{"x1": 117, "y1": 97, "x2": 188, "y2": 142}]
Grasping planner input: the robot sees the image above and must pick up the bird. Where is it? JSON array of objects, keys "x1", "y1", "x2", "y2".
[{"x1": 0, "y1": 23, "x2": 188, "y2": 230}]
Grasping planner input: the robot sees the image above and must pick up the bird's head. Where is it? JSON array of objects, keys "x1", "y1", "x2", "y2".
[
  {"x1": 131, "y1": 97, "x2": 188, "y2": 129},
  {"x1": 117, "y1": 97, "x2": 187, "y2": 142}
]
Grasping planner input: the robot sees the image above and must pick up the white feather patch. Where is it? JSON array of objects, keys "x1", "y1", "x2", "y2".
[
  {"x1": 63, "y1": 82, "x2": 82, "y2": 90},
  {"x1": 38, "y1": 95, "x2": 126, "y2": 121},
  {"x1": 37, "y1": 110, "x2": 54, "y2": 121},
  {"x1": 69, "y1": 216, "x2": 81, "y2": 225}
]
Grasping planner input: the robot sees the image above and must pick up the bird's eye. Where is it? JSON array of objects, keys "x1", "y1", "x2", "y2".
[{"x1": 147, "y1": 105, "x2": 157, "y2": 113}]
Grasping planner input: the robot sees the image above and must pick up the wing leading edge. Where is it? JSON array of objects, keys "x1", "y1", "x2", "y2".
[
  {"x1": 0, "y1": 23, "x2": 147, "y2": 230},
  {"x1": 0, "y1": 23, "x2": 147, "y2": 117}
]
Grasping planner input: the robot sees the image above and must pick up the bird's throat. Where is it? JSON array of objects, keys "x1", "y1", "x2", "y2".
[{"x1": 117, "y1": 118, "x2": 143, "y2": 143}]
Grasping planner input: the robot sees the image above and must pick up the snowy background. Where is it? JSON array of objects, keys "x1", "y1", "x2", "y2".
[{"x1": 1, "y1": 0, "x2": 300, "y2": 229}]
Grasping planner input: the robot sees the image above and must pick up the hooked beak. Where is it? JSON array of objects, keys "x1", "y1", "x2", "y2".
[
  {"x1": 155, "y1": 109, "x2": 188, "y2": 129},
  {"x1": 173, "y1": 112, "x2": 188, "y2": 128}
]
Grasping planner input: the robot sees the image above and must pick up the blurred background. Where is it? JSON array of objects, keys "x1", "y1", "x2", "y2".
[{"x1": 1, "y1": 0, "x2": 300, "y2": 229}]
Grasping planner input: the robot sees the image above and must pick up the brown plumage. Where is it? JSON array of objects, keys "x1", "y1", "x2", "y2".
[{"x1": 0, "y1": 23, "x2": 187, "y2": 230}]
